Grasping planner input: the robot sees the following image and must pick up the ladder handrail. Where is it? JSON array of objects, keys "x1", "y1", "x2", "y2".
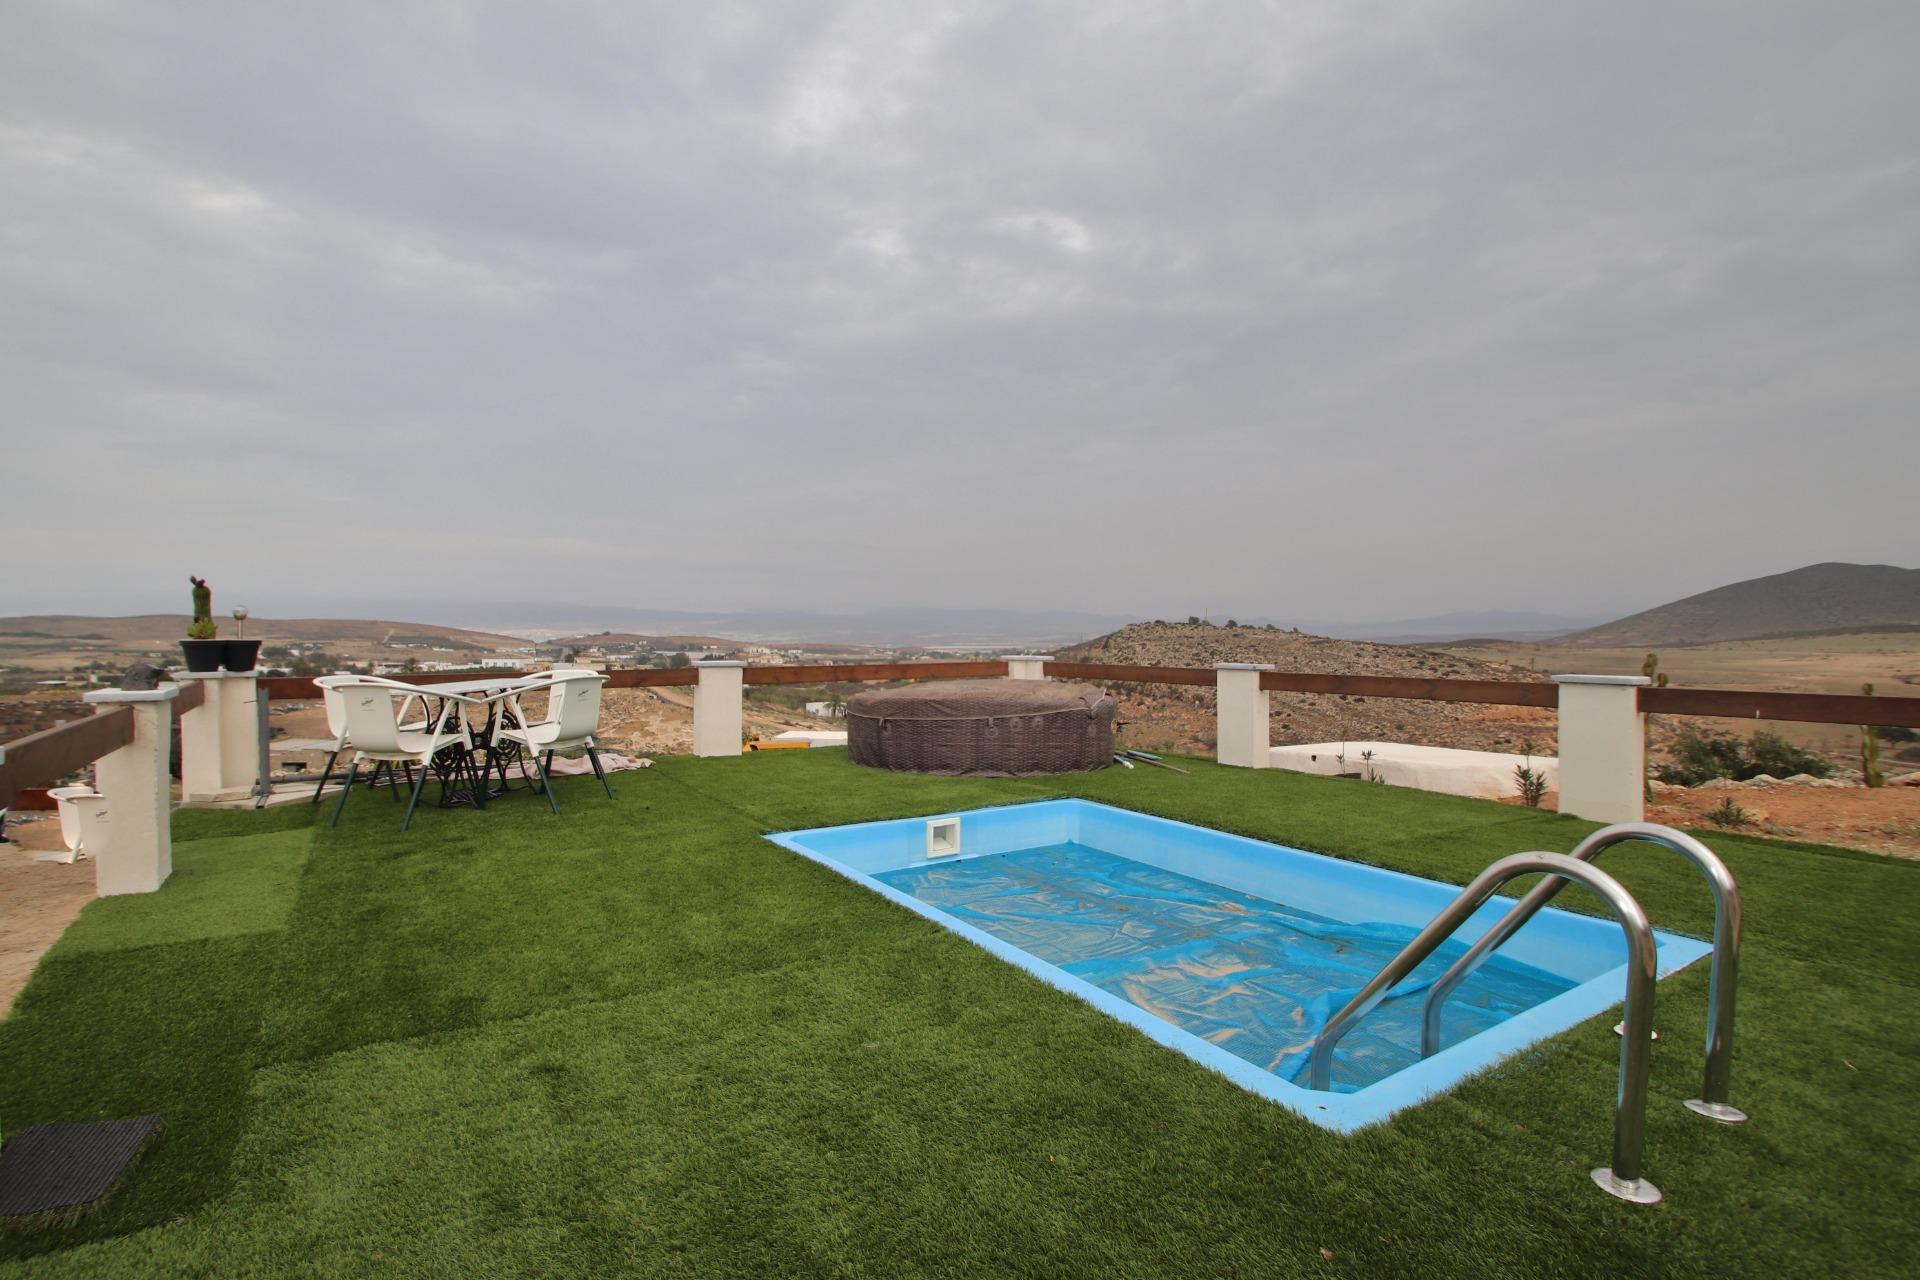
[
  {"x1": 1305, "y1": 852, "x2": 1663, "y2": 1201},
  {"x1": 1418, "y1": 822, "x2": 1745, "y2": 1123}
]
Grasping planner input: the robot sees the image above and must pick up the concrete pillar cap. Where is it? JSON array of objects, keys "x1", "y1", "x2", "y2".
[
  {"x1": 1214, "y1": 662, "x2": 1276, "y2": 671},
  {"x1": 693, "y1": 660, "x2": 749, "y2": 668},
  {"x1": 1552, "y1": 674, "x2": 1651, "y2": 686},
  {"x1": 84, "y1": 685, "x2": 182, "y2": 704}
]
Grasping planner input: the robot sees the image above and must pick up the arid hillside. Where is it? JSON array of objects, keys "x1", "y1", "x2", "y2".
[
  {"x1": 1059, "y1": 622, "x2": 1560, "y2": 756},
  {"x1": 1564, "y1": 562, "x2": 1920, "y2": 647}
]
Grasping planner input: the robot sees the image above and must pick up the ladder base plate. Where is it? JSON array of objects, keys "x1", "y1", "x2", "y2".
[
  {"x1": 1683, "y1": 1098, "x2": 1749, "y2": 1125},
  {"x1": 1591, "y1": 1167, "x2": 1662, "y2": 1205}
]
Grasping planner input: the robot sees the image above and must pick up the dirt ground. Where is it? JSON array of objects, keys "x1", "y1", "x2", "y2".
[
  {"x1": 0, "y1": 815, "x2": 95, "y2": 1013},
  {"x1": 1648, "y1": 780, "x2": 1920, "y2": 859},
  {"x1": 1503, "y1": 779, "x2": 1920, "y2": 858}
]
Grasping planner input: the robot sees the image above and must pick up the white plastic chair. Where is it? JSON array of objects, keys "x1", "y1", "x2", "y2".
[
  {"x1": 310, "y1": 675, "x2": 427, "y2": 804},
  {"x1": 47, "y1": 786, "x2": 110, "y2": 864},
  {"x1": 493, "y1": 671, "x2": 615, "y2": 813},
  {"x1": 327, "y1": 682, "x2": 483, "y2": 831}
]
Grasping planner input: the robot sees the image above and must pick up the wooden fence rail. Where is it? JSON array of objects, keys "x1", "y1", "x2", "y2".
[
  {"x1": 1046, "y1": 662, "x2": 1216, "y2": 687},
  {"x1": 261, "y1": 662, "x2": 994, "y2": 701},
  {"x1": 745, "y1": 661, "x2": 1006, "y2": 686},
  {"x1": 1639, "y1": 685, "x2": 1920, "y2": 729},
  {"x1": 1259, "y1": 672, "x2": 1560, "y2": 707},
  {"x1": 0, "y1": 707, "x2": 133, "y2": 809},
  {"x1": 171, "y1": 679, "x2": 206, "y2": 717},
  {"x1": 254, "y1": 662, "x2": 1920, "y2": 728}
]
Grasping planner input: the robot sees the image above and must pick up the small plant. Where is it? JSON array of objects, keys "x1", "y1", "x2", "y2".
[
  {"x1": 1705, "y1": 796, "x2": 1752, "y2": 828},
  {"x1": 1360, "y1": 749, "x2": 1384, "y2": 785},
  {"x1": 1861, "y1": 683, "x2": 1885, "y2": 788},
  {"x1": 1513, "y1": 738, "x2": 1549, "y2": 808},
  {"x1": 187, "y1": 575, "x2": 217, "y2": 639}
]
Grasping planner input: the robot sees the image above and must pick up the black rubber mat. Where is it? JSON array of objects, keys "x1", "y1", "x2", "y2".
[{"x1": 0, "y1": 1115, "x2": 159, "y2": 1220}]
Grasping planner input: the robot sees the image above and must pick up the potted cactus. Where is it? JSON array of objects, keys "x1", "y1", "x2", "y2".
[{"x1": 180, "y1": 576, "x2": 223, "y2": 672}]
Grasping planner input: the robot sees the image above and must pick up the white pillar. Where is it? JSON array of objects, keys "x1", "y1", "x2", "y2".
[
  {"x1": 1553, "y1": 674, "x2": 1650, "y2": 823},
  {"x1": 81, "y1": 684, "x2": 179, "y2": 896},
  {"x1": 693, "y1": 661, "x2": 747, "y2": 757},
  {"x1": 1006, "y1": 655, "x2": 1051, "y2": 681},
  {"x1": 176, "y1": 670, "x2": 262, "y2": 803},
  {"x1": 1214, "y1": 663, "x2": 1275, "y2": 768}
]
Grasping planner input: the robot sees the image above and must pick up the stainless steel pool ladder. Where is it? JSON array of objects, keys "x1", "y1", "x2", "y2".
[
  {"x1": 1304, "y1": 852, "x2": 1666, "y2": 1204},
  {"x1": 1419, "y1": 822, "x2": 1747, "y2": 1126}
]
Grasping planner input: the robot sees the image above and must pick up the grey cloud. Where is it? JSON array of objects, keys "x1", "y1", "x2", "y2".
[{"x1": 2, "y1": 1, "x2": 1915, "y2": 622}]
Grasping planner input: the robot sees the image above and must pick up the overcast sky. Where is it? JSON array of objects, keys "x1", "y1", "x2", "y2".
[{"x1": 3, "y1": 1, "x2": 1915, "y2": 624}]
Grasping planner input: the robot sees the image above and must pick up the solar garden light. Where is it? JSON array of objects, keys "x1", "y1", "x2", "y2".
[{"x1": 232, "y1": 605, "x2": 248, "y2": 639}]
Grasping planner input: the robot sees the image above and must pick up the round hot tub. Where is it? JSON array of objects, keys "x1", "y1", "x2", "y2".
[{"x1": 846, "y1": 679, "x2": 1117, "y2": 777}]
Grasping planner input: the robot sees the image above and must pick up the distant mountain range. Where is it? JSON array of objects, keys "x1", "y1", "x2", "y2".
[
  {"x1": 0, "y1": 604, "x2": 1607, "y2": 653},
  {"x1": 14, "y1": 565, "x2": 1909, "y2": 652},
  {"x1": 451, "y1": 605, "x2": 1606, "y2": 647},
  {"x1": 1276, "y1": 611, "x2": 1608, "y2": 644},
  {"x1": 1562, "y1": 562, "x2": 1920, "y2": 647},
  {"x1": 454, "y1": 605, "x2": 1141, "y2": 648}
]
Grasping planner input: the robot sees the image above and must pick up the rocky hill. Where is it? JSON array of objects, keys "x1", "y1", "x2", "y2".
[
  {"x1": 1059, "y1": 622, "x2": 1559, "y2": 756},
  {"x1": 1563, "y1": 563, "x2": 1920, "y2": 647}
]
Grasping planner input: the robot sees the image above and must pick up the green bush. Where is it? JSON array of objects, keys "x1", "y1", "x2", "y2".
[
  {"x1": 1746, "y1": 730, "x2": 1832, "y2": 780},
  {"x1": 1655, "y1": 726, "x2": 1831, "y2": 786}
]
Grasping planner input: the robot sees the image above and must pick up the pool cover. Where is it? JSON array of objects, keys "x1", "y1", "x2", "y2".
[{"x1": 877, "y1": 843, "x2": 1575, "y2": 1092}]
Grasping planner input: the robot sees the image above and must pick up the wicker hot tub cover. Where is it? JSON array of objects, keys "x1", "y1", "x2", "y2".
[{"x1": 846, "y1": 679, "x2": 1117, "y2": 776}]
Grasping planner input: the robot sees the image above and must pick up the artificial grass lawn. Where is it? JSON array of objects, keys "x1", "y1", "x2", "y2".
[{"x1": 1, "y1": 752, "x2": 1915, "y2": 1277}]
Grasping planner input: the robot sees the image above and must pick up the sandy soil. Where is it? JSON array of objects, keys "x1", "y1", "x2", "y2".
[
  {"x1": 0, "y1": 815, "x2": 94, "y2": 1014},
  {"x1": 1502, "y1": 779, "x2": 1920, "y2": 858},
  {"x1": 1649, "y1": 781, "x2": 1920, "y2": 859}
]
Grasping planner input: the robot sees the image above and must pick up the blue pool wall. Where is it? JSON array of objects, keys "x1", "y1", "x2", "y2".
[{"x1": 769, "y1": 799, "x2": 1712, "y2": 1132}]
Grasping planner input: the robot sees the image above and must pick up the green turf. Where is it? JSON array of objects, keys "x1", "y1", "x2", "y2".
[{"x1": 2, "y1": 753, "x2": 1917, "y2": 1276}]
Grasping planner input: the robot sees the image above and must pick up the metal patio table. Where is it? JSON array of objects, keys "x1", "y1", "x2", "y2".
[{"x1": 411, "y1": 675, "x2": 549, "y2": 808}]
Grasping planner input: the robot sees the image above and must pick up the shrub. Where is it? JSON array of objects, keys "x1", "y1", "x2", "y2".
[
  {"x1": 1655, "y1": 726, "x2": 1830, "y2": 786},
  {"x1": 1745, "y1": 731, "x2": 1831, "y2": 780},
  {"x1": 1512, "y1": 738, "x2": 1549, "y2": 807},
  {"x1": 1656, "y1": 727, "x2": 1748, "y2": 786},
  {"x1": 1705, "y1": 796, "x2": 1751, "y2": 827}
]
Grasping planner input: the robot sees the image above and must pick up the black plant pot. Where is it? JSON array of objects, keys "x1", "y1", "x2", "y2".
[
  {"x1": 221, "y1": 639, "x2": 262, "y2": 672},
  {"x1": 179, "y1": 639, "x2": 224, "y2": 673}
]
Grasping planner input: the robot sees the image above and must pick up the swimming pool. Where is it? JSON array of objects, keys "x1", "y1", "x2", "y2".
[{"x1": 769, "y1": 799, "x2": 1712, "y2": 1131}]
